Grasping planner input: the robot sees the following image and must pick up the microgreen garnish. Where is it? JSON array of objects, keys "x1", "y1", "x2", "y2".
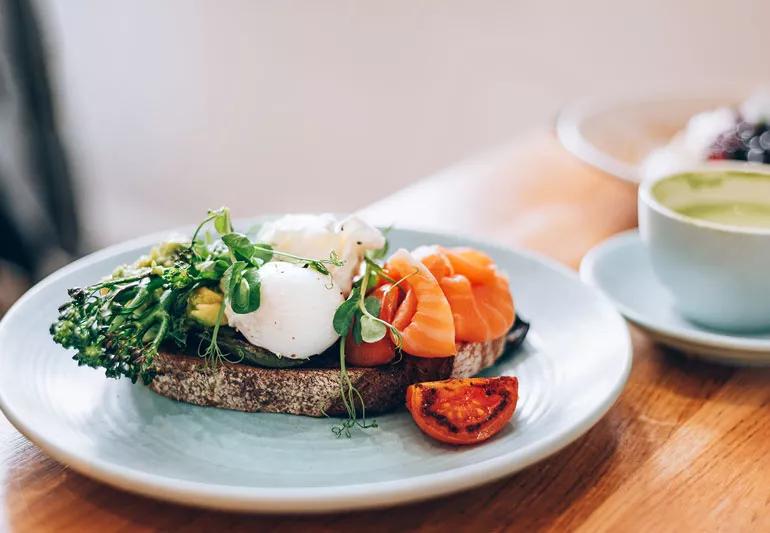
[
  {"x1": 359, "y1": 296, "x2": 386, "y2": 343},
  {"x1": 222, "y1": 261, "x2": 261, "y2": 314},
  {"x1": 191, "y1": 207, "x2": 233, "y2": 244},
  {"x1": 363, "y1": 256, "x2": 396, "y2": 284},
  {"x1": 354, "y1": 262, "x2": 403, "y2": 347},
  {"x1": 330, "y1": 251, "x2": 408, "y2": 437},
  {"x1": 331, "y1": 339, "x2": 378, "y2": 438},
  {"x1": 200, "y1": 299, "x2": 228, "y2": 366},
  {"x1": 221, "y1": 233, "x2": 272, "y2": 265},
  {"x1": 332, "y1": 287, "x2": 360, "y2": 337}
]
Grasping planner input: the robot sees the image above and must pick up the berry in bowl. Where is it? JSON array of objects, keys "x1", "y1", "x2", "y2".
[{"x1": 643, "y1": 88, "x2": 770, "y2": 179}]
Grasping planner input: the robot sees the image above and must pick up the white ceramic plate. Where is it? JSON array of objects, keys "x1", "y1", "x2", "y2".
[
  {"x1": 556, "y1": 90, "x2": 750, "y2": 183},
  {"x1": 0, "y1": 226, "x2": 631, "y2": 512},
  {"x1": 580, "y1": 230, "x2": 770, "y2": 365}
]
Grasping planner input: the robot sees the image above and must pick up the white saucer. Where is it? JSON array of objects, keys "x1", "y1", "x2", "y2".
[{"x1": 580, "y1": 230, "x2": 770, "y2": 365}]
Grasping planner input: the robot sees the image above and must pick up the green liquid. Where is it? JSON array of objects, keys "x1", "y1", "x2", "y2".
[{"x1": 675, "y1": 202, "x2": 770, "y2": 228}]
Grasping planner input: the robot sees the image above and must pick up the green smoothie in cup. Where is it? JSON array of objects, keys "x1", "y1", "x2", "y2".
[
  {"x1": 651, "y1": 170, "x2": 770, "y2": 230},
  {"x1": 674, "y1": 202, "x2": 770, "y2": 228}
]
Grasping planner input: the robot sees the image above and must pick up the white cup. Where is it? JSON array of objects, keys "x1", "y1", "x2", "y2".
[{"x1": 638, "y1": 164, "x2": 770, "y2": 332}]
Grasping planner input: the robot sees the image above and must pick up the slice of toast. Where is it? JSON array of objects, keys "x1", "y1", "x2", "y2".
[{"x1": 148, "y1": 335, "x2": 507, "y2": 417}]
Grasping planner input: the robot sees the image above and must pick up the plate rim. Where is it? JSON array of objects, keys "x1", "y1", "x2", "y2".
[
  {"x1": 580, "y1": 229, "x2": 770, "y2": 355},
  {"x1": 0, "y1": 225, "x2": 632, "y2": 512}
]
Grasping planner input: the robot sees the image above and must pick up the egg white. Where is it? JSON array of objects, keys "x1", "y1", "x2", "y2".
[
  {"x1": 225, "y1": 261, "x2": 344, "y2": 359},
  {"x1": 257, "y1": 213, "x2": 385, "y2": 296}
]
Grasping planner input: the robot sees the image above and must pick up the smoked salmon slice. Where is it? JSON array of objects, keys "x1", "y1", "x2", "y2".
[
  {"x1": 385, "y1": 249, "x2": 456, "y2": 357},
  {"x1": 439, "y1": 275, "x2": 492, "y2": 342},
  {"x1": 444, "y1": 247, "x2": 497, "y2": 284},
  {"x1": 413, "y1": 246, "x2": 514, "y2": 342}
]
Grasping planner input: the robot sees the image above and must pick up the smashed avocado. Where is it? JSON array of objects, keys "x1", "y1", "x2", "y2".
[
  {"x1": 111, "y1": 240, "x2": 188, "y2": 279},
  {"x1": 187, "y1": 287, "x2": 226, "y2": 327}
]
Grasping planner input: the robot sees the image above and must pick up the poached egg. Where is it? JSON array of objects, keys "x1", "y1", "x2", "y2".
[
  {"x1": 256, "y1": 213, "x2": 385, "y2": 296},
  {"x1": 225, "y1": 261, "x2": 343, "y2": 358},
  {"x1": 224, "y1": 214, "x2": 386, "y2": 359}
]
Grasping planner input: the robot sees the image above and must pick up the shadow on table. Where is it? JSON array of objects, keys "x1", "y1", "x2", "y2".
[{"x1": 656, "y1": 345, "x2": 770, "y2": 409}]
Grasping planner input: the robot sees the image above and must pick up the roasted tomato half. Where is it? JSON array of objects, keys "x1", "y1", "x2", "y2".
[
  {"x1": 345, "y1": 284, "x2": 400, "y2": 367},
  {"x1": 406, "y1": 376, "x2": 518, "y2": 445}
]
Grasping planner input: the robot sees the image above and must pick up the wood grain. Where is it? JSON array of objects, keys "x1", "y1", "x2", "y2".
[{"x1": 2, "y1": 132, "x2": 768, "y2": 532}]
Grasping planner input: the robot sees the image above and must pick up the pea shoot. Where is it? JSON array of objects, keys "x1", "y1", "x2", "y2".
[{"x1": 330, "y1": 252, "x2": 414, "y2": 438}]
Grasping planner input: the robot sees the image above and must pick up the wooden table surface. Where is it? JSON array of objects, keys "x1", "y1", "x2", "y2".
[{"x1": 2, "y1": 132, "x2": 769, "y2": 532}]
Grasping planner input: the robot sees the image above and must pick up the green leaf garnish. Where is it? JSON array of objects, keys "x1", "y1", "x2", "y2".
[
  {"x1": 222, "y1": 260, "x2": 244, "y2": 296},
  {"x1": 333, "y1": 286, "x2": 360, "y2": 336},
  {"x1": 352, "y1": 311, "x2": 363, "y2": 345},
  {"x1": 252, "y1": 243, "x2": 274, "y2": 265},
  {"x1": 224, "y1": 262, "x2": 261, "y2": 314},
  {"x1": 213, "y1": 208, "x2": 232, "y2": 235},
  {"x1": 238, "y1": 267, "x2": 261, "y2": 313},
  {"x1": 363, "y1": 295, "x2": 381, "y2": 316},
  {"x1": 331, "y1": 333, "x2": 378, "y2": 438},
  {"x1": 221, "y1": 233, "x2": 256, "y2": 261},
  {"x1": 360, "y1": 315, "x2": 387, "y2": 343},
  {"x1": 191, "y1": 207, "x2": 232, "y2": 244},
  {"x1": 360, "y1": 295, "x2": 386, "y2": 342}
]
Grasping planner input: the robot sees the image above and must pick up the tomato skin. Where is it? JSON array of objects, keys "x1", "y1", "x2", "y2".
[
  {"x1": 345, "y1": 284, "x2": 400, "y2": 367},
  {"x1": 405, "y1": 376, "x2": 518, "y2": 445}
]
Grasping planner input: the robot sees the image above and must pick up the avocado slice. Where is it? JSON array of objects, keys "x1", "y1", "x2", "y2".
[{"x1": 187, "y1": 287, "x2": 226, "y2": 327}]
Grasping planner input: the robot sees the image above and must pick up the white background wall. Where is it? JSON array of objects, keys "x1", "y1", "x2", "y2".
[{"x1": 39, "y1": 0, "x2": 770, "y2": 246}]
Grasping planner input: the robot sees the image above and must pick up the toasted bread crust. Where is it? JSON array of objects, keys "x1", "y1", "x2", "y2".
[{"x1": 147, "y1": 336, "x2": 507, "y2": 417}]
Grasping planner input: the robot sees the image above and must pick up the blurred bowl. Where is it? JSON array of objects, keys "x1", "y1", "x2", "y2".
[{"x1": 556, "y1": 89, "x2": 753, "y2": 183}]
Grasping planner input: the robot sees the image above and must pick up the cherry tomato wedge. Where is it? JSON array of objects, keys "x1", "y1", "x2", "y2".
[
  {"x1": 345, "y1": 284, "x2": 400, "y2": 367},
  {"x1": 406, "y1": 376, "x2": 518, "y2": 445}
]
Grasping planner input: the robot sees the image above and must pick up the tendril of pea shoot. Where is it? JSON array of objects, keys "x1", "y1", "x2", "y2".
[{"x1": 330, "y1": 257, "x2": 417, "y2": 438}]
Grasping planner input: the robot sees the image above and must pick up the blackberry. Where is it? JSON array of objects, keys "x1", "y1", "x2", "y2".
[{"x1": 708, "y1": 120, "x2": 770, "y2": 164}]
